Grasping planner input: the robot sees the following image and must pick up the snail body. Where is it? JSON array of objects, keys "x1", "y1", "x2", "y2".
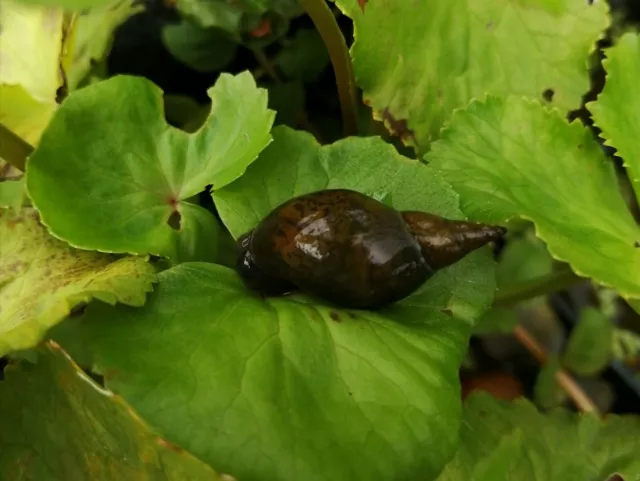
[{"x1": 236, "y1": 189, "x2": 505, "y2": 309}]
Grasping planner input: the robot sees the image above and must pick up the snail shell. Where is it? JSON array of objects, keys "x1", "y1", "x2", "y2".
[{"x1": 236, "y1": 189, "x2": 505, "y2": 309}]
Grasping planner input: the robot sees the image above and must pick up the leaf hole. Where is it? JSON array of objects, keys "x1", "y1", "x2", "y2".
[
  {"x1": 634, "y1": 241, "x2": 640, "y2": 248},
  {"x1": 167, "y1": 211, "x2": 182, "y2": 230},
  {"x1": 542, "y1": 88, "x2": 555, "y2": 103}
]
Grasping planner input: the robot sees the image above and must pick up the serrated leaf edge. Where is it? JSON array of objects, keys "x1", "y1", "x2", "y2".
[{"x1": 430, "y1": 94, "x2": 640, "y2": 300}]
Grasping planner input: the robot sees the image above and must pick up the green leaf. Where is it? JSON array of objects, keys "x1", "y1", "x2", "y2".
[
  {"x1": 26, "y1": 72, "x2": 274, "y2": 260},
  {"x1": 214, "y1": 126, "x2": 497, "y2": 321},
  {"x1": 0, "y1": 342, "x2": 224, "y2": 480},
  {"x1": 496, "y1": 233, "x2": 553, "y2": 287},
  {"x1": 81, "y1": 262, "x2": 479, "y2": 481},
  {"x1": 533, "y1": 355, "x2": 567, "y2": 409},
  {"x1": 174, "y1": 0, "x2": 301, "y2": 39},
  {"x1": 588, "y1": 32, "x2": 640, "y2": 201},
  {"x1": 171, "y1": 202, "x2": 220, "y2": 264},
  {"x1": 0, "y1": 178, "x2": 26, "y2": 210},
  {"x1": 64, "y1": 0, "x2": 143, "y2": 91},
  {"x1": 475, "y1": 231, "x2": 553, "y2": 333},
  {"x1": 276, "y1": 28, "x2": 330, "y2": 82},
  {"x1": 338, "y1": 0, "x2": 609, "y2": 152},
  {"x1": 437, "y1": 392, "x2": 640, "y2": 481},
  {"x1": 428, "y1": 96, "x2": 640, "y2": 299},
  {"x1": 161, "y1": 20, "x2": 238, "y2": 73},
  {"x1": 0, "y1": 208, "x2": 156, "y2": 357},
  {"x1": 0, "y1": 0, "x2": 64, "y2": 145},
  {"x1": 563, "y1": 307, "x2": 613, "y2": 376},
  {"x1": 78, "y1": 127, "x2": 498, "y2": 481},
  {"x1": 175, "y1": 0, "x2": 244, "y2": 34}
]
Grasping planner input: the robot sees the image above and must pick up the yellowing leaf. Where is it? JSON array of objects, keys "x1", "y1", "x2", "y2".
[
  {"x1": 0, "y1": 208, "x2": 156, "y2": 357},
  {"x1": 0, "y1": 0, "x2": 64, "y2": 145},
  {"x1": 0, "y1": 342, "x2": 225, "y2": 480}
]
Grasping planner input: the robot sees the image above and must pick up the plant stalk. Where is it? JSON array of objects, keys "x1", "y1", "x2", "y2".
[
  {"x1": 493, "y1": 267, "x2": 583, "y2": 308},
  {"x1": 513, "y1": 325, "x2": 598, "y2": 414},
  {"x1": 299, "y1": 0, "x2": 359, "y2": 137},
  {"x1": 0, "y1": 123, "x2": 33, "y2": 173}
]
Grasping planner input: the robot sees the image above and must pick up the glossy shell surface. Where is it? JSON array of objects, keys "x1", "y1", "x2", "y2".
[{"x1": 247, "y1": 189, "x2": 434, "y2": 308}]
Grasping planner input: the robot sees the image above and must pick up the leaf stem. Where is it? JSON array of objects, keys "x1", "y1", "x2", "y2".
[
  {"x1": 0, "y1": 123, "x2": 33, "y2": 173},
  {"x1": 493, "y1": 267, "x2": 584, "y2": 308},
  {"x1": 299, "y1": 0, "x2": 359, "y2": 137},
  {"x1": 513, "y1": 324, "x2": 598, "y2": 414},
  {"x1": 250, "y1": 46, "x2": 282, "y2": 84}
]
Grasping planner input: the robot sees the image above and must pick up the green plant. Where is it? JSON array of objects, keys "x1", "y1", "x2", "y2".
[{"x1": 1, "y1": 0, "x2": 639, "y2": 479}]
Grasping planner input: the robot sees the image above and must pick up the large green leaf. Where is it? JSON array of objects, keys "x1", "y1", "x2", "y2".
[
  {"x1": 437, "y1": 392, "x2": 640, "y2": 480},
  {"x1": 0, "y1": 342, "x2": 224, "y2": 480},
  {"x1": 214, "y1": 126, "x2": 496, "y2": 321},
  {"x1": 26, "y1": 72, "x2": 274, "y2": 261},
  {"x1": 78, "y1": 127, "x2": 498, "y2": 481},
  {"x1": 0, "y1": 208, "x2": 156, "y2": 357},
  {"x1": 588, "y1": 32, "x2": 640, "y2": 201},
  {"x1": 338, "y1": 0, "x2": 609, "y2": 152},
  {"x1": 428, "y1": 96, "x2": 640, "y2": 299},
  {"x1": 0, "y1": 0, "x2": 64, "y2": 145}
]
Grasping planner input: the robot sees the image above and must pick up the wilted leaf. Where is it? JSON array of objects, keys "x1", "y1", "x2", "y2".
[
  {"x1": 0, "y1": 208, "x2": 156, "y2": 357},
  {"x1": 15, "y1": 0, "x2": 114, "y2": 8},
  {"x1": 0, "y1": 0, "x2": 64, "y2": 145},
  {"x1": 64, "y1": 0, "x2": 143, "y2": 90},
  {"x1": 0, "y1": 342, "x2": 224, "y2": 480}
]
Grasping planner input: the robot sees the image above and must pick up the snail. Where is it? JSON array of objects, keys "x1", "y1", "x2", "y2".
[{"x1": 236, "y1": 189, "x2": 506, "y2": 309}]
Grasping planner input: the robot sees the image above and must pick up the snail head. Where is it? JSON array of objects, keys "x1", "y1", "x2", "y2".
[
  {"x1": 235, "y1": 231, "x2": 296, "y2": 297},
  {"x1": 401, "y1": 211, "x2": 506, "y2": 270}
]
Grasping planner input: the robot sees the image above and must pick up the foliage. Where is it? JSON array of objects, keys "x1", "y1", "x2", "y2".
[
  {"x1": 336, "y1": 0, "x2": 609, "y2": 152},
  {"x1": 1, "y1": 0, "x2": 639, "y2": 480},
  {"x1": 0, "y1": 342, "x2": 223, "y2": 480},
  {"x1": 0, "y1": 0, "x2": 65, "y2": 145},
  {"x1": 437, "y1": 392, "x2": 640, "y2": 481},
  {"x1": 588, "y1": 32, "x2": 640, "y2": 200},
  {"x1": 429, "y1": 96, "x2": 639, "y2": 299},
  {"x1": 563, "y1": 307, "x2": 614, "y2": 376},
  {"x1": 26, "y1": 72, "x2": 273, "y2": 262},
  {"x1": 0, "y1": 208, "x2": 156, "y2": 357}
]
